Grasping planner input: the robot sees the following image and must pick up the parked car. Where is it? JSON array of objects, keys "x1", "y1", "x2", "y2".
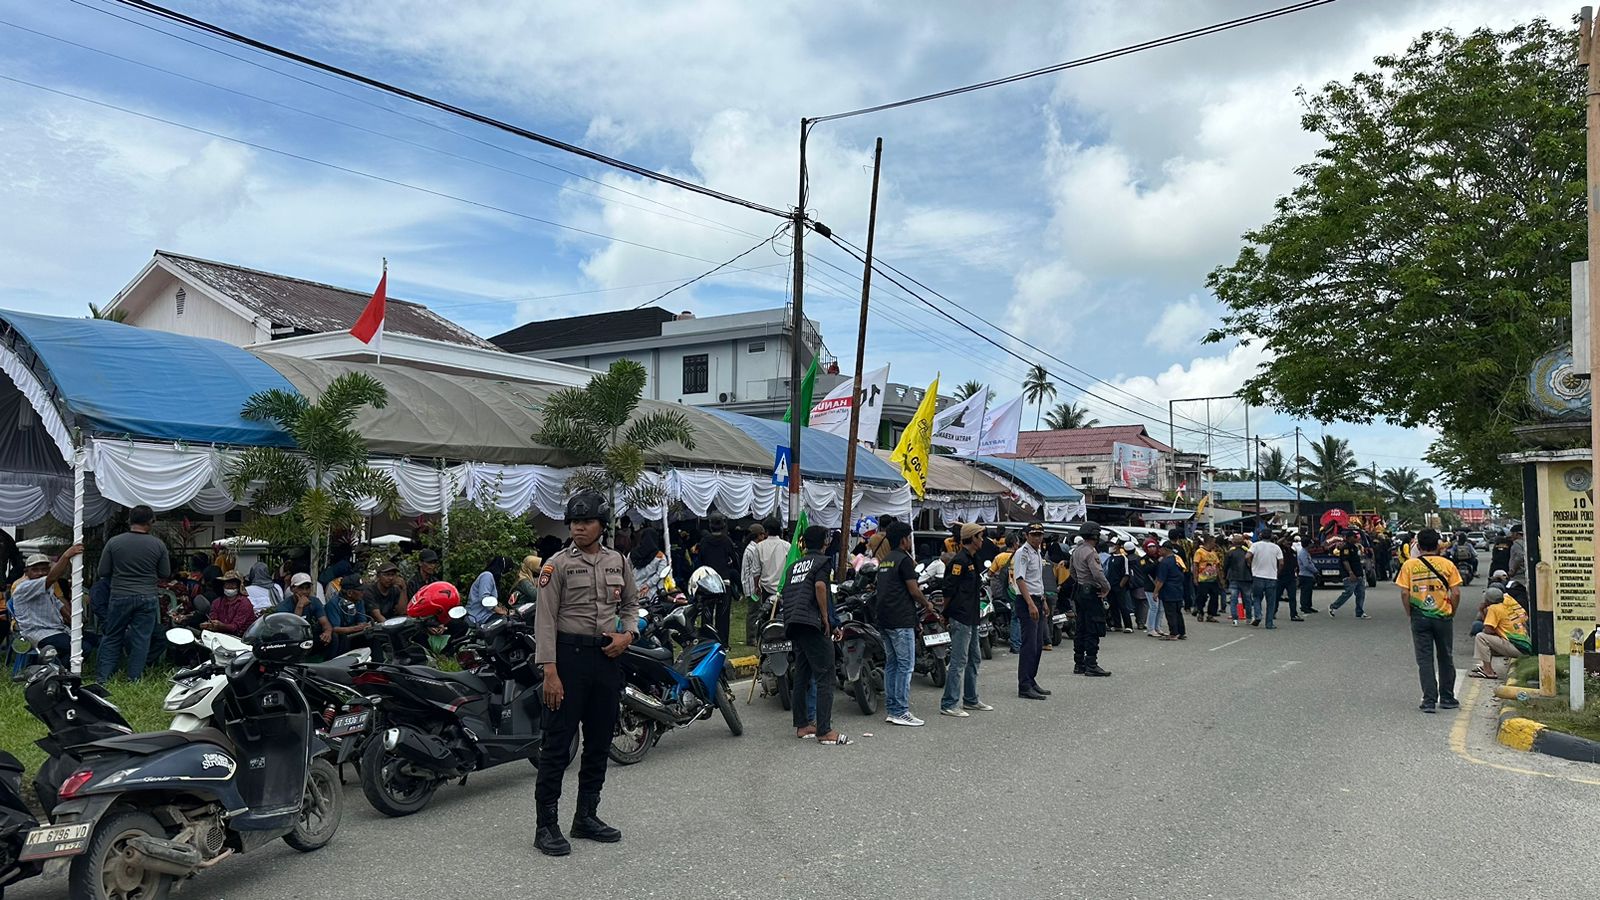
[{"x1": 1467, "y1": 531, "x2": 1488, "y2": 551}]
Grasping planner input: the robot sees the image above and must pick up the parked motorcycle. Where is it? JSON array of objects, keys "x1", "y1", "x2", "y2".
[
  {"x1": 353, "y1": 601, "x2": 544, "y2": 817},
  {"x1": 19, "y1": 613, "x2": 342, "y2": 900},
  {"x1": 754, "y1": 601, "x2": 795, "y2": 711},
  {"x1": 833, "y1": 582, "x2": 886, "y2": 717},
  {"x1": 15, "y1": 642, "x2": 133, "y2": 818},
  {"x1": 913, "y1": 607, "x2": 951, "y2": 688},
  {"x1": 1, "y1": 749, "x2": 39, "y2": 899},
  {"x1": 610, "y1": 567, "x2": 742, "y2": 765}
]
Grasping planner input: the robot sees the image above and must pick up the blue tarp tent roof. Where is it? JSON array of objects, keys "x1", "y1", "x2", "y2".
[
  {"x1": 704, "y1": 409, "x2": 905, "y2": 486},
  {"x1": 965, "y1": 455, "x2": 1085, "y2": 501},
  {"x1": 0, "y1": 310, "x2": 294, "y2": 447}
]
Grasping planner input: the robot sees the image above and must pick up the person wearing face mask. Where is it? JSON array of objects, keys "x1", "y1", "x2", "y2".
[{"x1": 204, "y1": 570, "x2": 258, "y2": 636}]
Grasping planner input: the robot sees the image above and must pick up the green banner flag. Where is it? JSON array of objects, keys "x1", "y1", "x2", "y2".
[
  {"x1": 776, "y1": 508, "x2": 808, "y2": 592},
  {"x1": 782, "y1": 355, "x2": 820, "y2": 426}
]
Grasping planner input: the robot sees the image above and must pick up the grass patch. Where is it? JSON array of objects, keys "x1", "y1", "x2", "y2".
[{"x1": 1505, "y1": 654, "x2": 1600, "y2": 743}]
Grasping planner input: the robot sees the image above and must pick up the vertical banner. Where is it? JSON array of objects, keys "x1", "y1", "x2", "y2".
[
  {"x1": 930, "y1": 389, "x2": 987, "y2": 451},
  {"x1": 1536, "y1": 458, "x2": 1596, "y2": 648},
  {"x1": 1111, "y1": 441, "x2": 1160, "y2": 489},
  {"x1": 970, "y1": 395, "x2": 1024, "y2": 457},
  {"x1": 809, "y1": 365, "x2": 889, "y2": 446}
]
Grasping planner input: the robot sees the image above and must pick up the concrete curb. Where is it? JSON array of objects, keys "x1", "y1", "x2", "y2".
[
  {"x1": 729, "y1": 654, "x2": 758, "y2": 679},
  {"x1": 1495, "y1": 679, "x2": 1600, "y2": 764}
]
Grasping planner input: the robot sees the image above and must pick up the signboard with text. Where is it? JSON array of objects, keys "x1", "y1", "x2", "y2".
[{"x1": 1536, "y1": 458, "x2": 1596, "y2": 647}]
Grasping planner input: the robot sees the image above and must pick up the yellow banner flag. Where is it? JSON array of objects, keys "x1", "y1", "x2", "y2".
[
  {"x1": 891, "y1": 375, "x2": 940, "y2": 499},
  {"x1": 1195, "y1": 492, "x2": 1210, "y2": 519}
]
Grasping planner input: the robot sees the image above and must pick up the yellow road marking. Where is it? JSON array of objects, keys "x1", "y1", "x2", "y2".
[{"x1": 1448, "y1": 678, "x2": 1600, "y2": 787}]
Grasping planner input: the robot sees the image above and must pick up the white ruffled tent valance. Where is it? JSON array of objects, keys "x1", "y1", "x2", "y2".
[
  {"x1": 0, "y1": 472, "x2": 114, "y2": 528},
  {"x1": 919, "y1": 496, "x2": 1001, "y2": 526}
]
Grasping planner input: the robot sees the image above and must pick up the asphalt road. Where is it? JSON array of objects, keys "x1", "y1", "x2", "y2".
[{"x1": 14, "y1": 564, "x2": 1597, "y2": 899}]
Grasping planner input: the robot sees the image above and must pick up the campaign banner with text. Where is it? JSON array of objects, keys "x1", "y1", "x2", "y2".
[
  {"x1": 808, "y1": 365, "x2": 890, "y2": 446},
  {"x1": 1111, "y1": 441, "x2": 1161, "y2": 489}
]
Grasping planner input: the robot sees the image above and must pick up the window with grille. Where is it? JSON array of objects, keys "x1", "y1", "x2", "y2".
[{"x1": 682, "y1": 354, "x2": 709, "y2": 394}]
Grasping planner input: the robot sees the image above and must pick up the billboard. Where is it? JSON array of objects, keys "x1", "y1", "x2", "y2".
[{"x1": 1111, "y1": 441, "x2": 1161, "y2": 490}]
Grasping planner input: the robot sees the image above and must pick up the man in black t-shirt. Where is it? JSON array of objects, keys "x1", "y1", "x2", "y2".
[
  {"x1": 1328, "y1": 533, "x2": 1368, "y2": 618},
  {"x1": 876, "y1": 522, "x2": 934, "y2": 727},
  {"x1": 778, "y1": 525, "x2": 846, "y2": 745},
  {"x1": 363, "y1": 562, "x2": 407, "y2": 621},
  {"x1": 938, "y1": 524, "x2": 992, "y2": 717}
]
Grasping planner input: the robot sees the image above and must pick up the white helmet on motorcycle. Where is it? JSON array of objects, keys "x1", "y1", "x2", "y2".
[{"x1": 687, "y1": 565, "x2": 727, "y2": 597}]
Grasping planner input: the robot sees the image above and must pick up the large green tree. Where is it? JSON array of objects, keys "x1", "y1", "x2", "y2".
[
  {"x1": 1297, "y1": 435, "x2": 1360, "y2": 497},
  {"x1": 1021, "y1": 364, "x2": 1056, "y2": 431},
  {"x1": 1258, "y1": 445, "x2": 1293, "y2": 484},
  {"x1": 534, "y1": 359, "x2": 695, "y2": 527},
  {"x1": 1205, "y1": 19, "x2": 1583, "y2": 501}
]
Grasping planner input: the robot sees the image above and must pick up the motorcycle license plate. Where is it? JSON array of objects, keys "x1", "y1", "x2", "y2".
[
  {"x1": 327, "y1": 710, "x2": 371, "y2": 738},
  {"x1": 761, "y1": 641, "x2": 792, "y2": 654},
  {"x1": 1051, "y1": 614, "x2": 1070, "y2": 625},
  {"x1": 923, "y1": 631, "x2": 952, "y2": 646},
  {"x1": 19, "y1": 823, "x2": 92, "y2": 861}
]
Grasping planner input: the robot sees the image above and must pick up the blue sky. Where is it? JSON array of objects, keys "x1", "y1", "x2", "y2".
[{"x1": 0, "y1": 0, "x2": 1562, "y2": 500}]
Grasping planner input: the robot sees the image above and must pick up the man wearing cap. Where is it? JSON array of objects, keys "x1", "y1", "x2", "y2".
[
  {"x1": 327, "y1": 573, "x2": 373, "y2": 654},
  {"x1": 281, "y1": 573, "x2": 334, "y2": 652},
  {"x1": 10, "y1": 545, "x2": 82, "y2": 657},
  {"x1": 533, "y1": 492, "x2": 640, "y2": 857},
  {"x1": 939, "y1": 524, "x2": 994, "y2": 717},
  {"x1": 1012, "y1": 522, "x2": 1050, "y2": 700},
  {"x1": 1071, "y1": 524, "x2": 1113, "y2": 676},
  {"x1": 363, "y1": 563, "x2": 407, "y2": 621},
  {"x1": 1471, "y1": 586, "x2": 1529, "y2": 679},
  {"x1": 203, "y1": 570, "x2": 257, "y2": 637},
  {"x1": 408, "y1": 548, "x2": 443, "y2": 599}
]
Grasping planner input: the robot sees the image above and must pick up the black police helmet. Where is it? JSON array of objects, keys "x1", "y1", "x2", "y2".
[
  {"x1": 565, "y1": 491, "x2": 610, "y2": 524},
  {"x1": 245, "y1": 612, "x2": 313, "y2": 665},
  {"x1": 1078, "y1": 522, "x2": 1102, "y2": 540}
]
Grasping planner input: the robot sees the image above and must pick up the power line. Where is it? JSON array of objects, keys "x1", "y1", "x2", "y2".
[
  {"x1": 0, "y1": 71, "x2": 736, "y2": 267},
  {"x1": 104, "y1": 0, "x2": 790, "y2": 219},
  {"x1": 810, "y1": 0, "x2": 1339, "y2": 122}
]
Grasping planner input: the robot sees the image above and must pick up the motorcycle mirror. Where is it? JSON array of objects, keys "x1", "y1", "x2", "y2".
[
  {"x1": 482, "y1": 596, "x2": 499, "y2": 609},
  {"x1": 165, "y1": 628, "x2": 196, "y2": 647},
  {"x1": 448, "y1": 605, "x2": 467, "y2": 621},
  {"x1": 10, "y1": 635, "x2": 33, "y2": 654}
]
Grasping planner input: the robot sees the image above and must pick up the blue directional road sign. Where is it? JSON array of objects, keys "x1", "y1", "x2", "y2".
[{"x1": 772, "y1": 445, "x2": 792, "y2": 487}]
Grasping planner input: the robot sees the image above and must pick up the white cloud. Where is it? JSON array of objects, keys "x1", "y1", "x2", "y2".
[{"x1": 1146, "y1": 296, "x2": 1214, "y2": 352}]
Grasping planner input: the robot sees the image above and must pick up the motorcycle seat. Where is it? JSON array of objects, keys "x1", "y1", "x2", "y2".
[
  {"x1": 398, "y1": 665, "x2": 489, "y2": 693},
  {"x1": 626, "y1": 644, "x2": 674, "y2": 662},
  {"x1": 85, "y1": 727, "x2": 234, "y2": 756},
  {"x1": 299, "y1": 658, "x2": 360, "y2": 679}
]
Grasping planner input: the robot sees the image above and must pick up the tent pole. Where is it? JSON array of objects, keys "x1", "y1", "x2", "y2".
[{"x1": 71, "y1": 443, "x2": 85, "y2": 674}]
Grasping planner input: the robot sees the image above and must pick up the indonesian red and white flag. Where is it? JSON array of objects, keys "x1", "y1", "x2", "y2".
[{"x1": 351, "y1": 268, "x2": 387, "y2": 358}]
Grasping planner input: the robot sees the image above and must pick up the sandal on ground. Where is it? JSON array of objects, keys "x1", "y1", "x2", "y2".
[
  {"x1": 818, "y1": 732, "x2": 852, "y2": 745},
  {"x1": 796, "y1": 727, "x2": 818, "y2": 739},
  {"x1": 1469, "y1": 666, "x2": 1497, "y2": 679}
]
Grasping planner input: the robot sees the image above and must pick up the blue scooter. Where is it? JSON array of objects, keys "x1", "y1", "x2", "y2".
[{"x1": 610, "y1": 567, "x2": 743, "y2": 765}]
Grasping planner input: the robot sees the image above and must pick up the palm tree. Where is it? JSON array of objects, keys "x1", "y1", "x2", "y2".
[
  {"x1": 535, "y1": 359, "x2": 696, "y2": 528},
  {"x1": 227, "y1": 372, "x2": 399, "y2": 580},
  {"x1": 1043, "y1": 401, "x2": 1099, "y2": 430},
  {"x1": 86, "y1": 302, "x2": 128, "y2": 323},
  {"x1": 1378, "y1": 467, "x2": 1433, "y2": 506},
  {"x1": 1296, "y1": 435, "x2": 1360, "y2": 497},
  {"x1": 1021, "y1": 364, "x2": 1056, "y2": 431},
  {"x1": 1258, "y1": 445, "x2": 1292, "y2": 483},
  {"x1": 954, "y1": 380, "x2": 994, "y2": 404}
]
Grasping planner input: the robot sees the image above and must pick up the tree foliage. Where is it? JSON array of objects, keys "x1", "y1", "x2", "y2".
[
  {"x1": 226, "y1": 372, "x2": 398, "y2": 578},
  {"x1": 432, "y1": 484, "x2": 537, "y2": 593},
  {"x1": 86, "y1": 302, "x2": 128, "y2": 323},
  {"x1": 1204, "y1": 19, "x2": 1583, "y2": 501},
  {"x1": 534, "y1": 359, "x2": 695, "y2": 524},
  {"x1": 1043, "y1": 401, "x2": 1100, "y2": 430},
  {"x1": 1296, "y1": 435, "x2": 1360, "y2": 497},
  {"x1": 954, "y1": 380, "x2": 995, "y2": 404},
  {"x1": 1021, "y1": 364, "x2": 1057, "y2": 431},
  {"x1": 1258, "y1": 445, "x2": 1292, "y2": 484}
]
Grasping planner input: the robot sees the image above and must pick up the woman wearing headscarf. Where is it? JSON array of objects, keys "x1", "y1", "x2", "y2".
[{"x1": 509, "y1": 554, "x2": 543, "y2": 610}]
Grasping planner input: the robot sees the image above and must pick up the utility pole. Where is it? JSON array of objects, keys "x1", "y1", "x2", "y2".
[
  {"x1": 1254, "y1": 435, "x2": 1263, "y2": 522},
  {"x1": 1293, "y1": 426, "x2": 1302, "y2": 525},
  {"x1": 1580, "y1": 7, "x2": 1600, "y2": 629},
  {"x1": 788, "y1": 118, "x2": 809, "y2": 526},
  {"x1": 836, "y1": 138, "x2": 883, "y2": 581}
]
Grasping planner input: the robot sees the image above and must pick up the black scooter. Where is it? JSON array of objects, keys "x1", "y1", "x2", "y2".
[
  {"x1": 16, "y1": 643, "x2": 133, "y2": 817},
  {"x1": 21, "y1": 628, "x2": 342, "y2": 900},
  {"x1": 1, "y1": 749, "x2": 38, "y2": 899},
  {"x1": 833, "y1": 579, "x2": 887, "y2": 717},
  {"x1": 354, "y1": 602, "x2": 544, "y2": 817}
]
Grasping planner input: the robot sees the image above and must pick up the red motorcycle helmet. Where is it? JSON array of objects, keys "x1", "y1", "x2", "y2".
[{"x1": 407, "y1": 581, "x2": 462, "y2": 623}]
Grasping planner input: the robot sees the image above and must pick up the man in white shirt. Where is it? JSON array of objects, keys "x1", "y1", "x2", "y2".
[
  {"x1": 748, "y1": 518, "x2": 791, "y2": 644},
  {"x1": 1246, "y1": 534, "x2": 1284, "y2": 629},
  {"x1": 1011, "y1": 523, "x2": 1050, "y2": 700}
]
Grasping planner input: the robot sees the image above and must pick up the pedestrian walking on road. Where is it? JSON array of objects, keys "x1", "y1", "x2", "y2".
[
  {"x1": 1224, "y1": 534, "x2": 1251, "y2": 625},
  {"x1": 1106, "y1": 541, "x2": 1135, "y2": 633},
  {"x1": 1012, "y1": 523, "x2": 1050, "y2": 699},
  {"x1": 1295, "y1": 537, "x2": 1319, "y2": 615},
  {"x1": 939, "y1": 524, "x2": 994, "y2": 716},
  {"x1": 1193, "y1": 533, "x2": 1222, "y2": 622},
  {"x1": 876, "y1": 522, "x2": 933, "y2": 726},
  {"x1": 1153, "y1": 543, "x2": 1187, "y2": 641},
  {"x1": 1071, "y1": 523, "x2": 1113, "y2": 674},
  {"x1": 1247, "y1": 534, "x2": 1283, "y2": 629},
  {"x1": 96, "y1": 504, "x2": 171, "y2": 681},
  {"x1": 781, "y1": 524, "x2": 849, "y2": 744},
  {"x1": 533, "y1": 492, "x2": 640, "y2": 857},
  {"x1": 1395, "y1": 528, "x2": 1462, "y2": 714},
  {"x1": 1328, "y1": 532, "x2": 1368, "y2": 618}
]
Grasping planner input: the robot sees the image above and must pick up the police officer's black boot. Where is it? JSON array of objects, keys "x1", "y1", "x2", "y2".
[
  {"x1": 570, "y1": 795, "x2": 622, "y2": 843},
  {"x1": 535, "y1": 804, "x2": 571, "y2": 856}
]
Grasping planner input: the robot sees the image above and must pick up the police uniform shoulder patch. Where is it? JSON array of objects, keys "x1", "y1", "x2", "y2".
[
  {"x1": 538, "y1": 563, "x2": 555, "y2": 588},
  {"x1": 951, "y1": 564, "x2": 964, "y2": 575}
]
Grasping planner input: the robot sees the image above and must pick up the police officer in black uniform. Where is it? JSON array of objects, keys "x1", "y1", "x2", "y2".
[{"x1": 532, "y1": 492, "x2": 640, "y2": 857}]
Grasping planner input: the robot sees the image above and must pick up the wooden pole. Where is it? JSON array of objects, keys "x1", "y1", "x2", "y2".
[
  {"x1": 837, "y1": 138, "x2": 884, "y2": 582},
  {"x1": 788, "y1": 119, "x2": 809, "y2": 527},
  {"x1": 1581, "y1": 7, "x2": 1600, "y2": 643}
]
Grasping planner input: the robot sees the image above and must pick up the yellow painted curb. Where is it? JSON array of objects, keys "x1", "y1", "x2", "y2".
[
  {"x1": 729, "y1": 655, "x2": 758, "y2": 669},
  {"x1": 1497, "y1": 716, "x2": 1546, "y2": 752}
]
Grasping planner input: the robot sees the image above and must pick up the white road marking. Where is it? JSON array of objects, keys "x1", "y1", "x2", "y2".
[{"x1": 1208, "y1": 635, "x2": 1253, "y2": 652}]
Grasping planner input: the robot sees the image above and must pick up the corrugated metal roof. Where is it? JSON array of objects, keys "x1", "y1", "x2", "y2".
[
  {"x1": 1205, "y1": 480, "x2": 1316, "y2": 502},
  {"x1": 964, "y1": 455, "x2": 1085, "y2": 502},
  {"x1": 1007, "y1": 425, "x2": 1176, "y2": 458},
  {"x1": 704, "y1": 410, "x2": 905, "y2": 486},
  {"x1": 158, "y1": 252, "x2": 498, "y2": 351},
  {"x1": 490, "y1": 307, "x2": 677, "y2": 354}
]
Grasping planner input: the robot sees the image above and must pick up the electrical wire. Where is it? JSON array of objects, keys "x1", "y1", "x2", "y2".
[
  {"x1": 0, "y1": 71, "x2": 739, "y2": 266},
  {"x1": 810, "y1": 0, "x2": 1339, "y2": 122},
  {"x1": 103, "y1": 0, "x2": 790, "y2": 219}
]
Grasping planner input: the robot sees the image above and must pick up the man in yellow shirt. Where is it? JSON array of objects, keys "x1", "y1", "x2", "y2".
[
  {"x1": 1470, "y1": 587, "x2": 1529, "y2": 679},
  {"x1": 1192, "y1": 534, "x2": 1222, "y2": 622},
  {"x1": 1394, "y1": 528, "x2": 1462, "y2": 713}
]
